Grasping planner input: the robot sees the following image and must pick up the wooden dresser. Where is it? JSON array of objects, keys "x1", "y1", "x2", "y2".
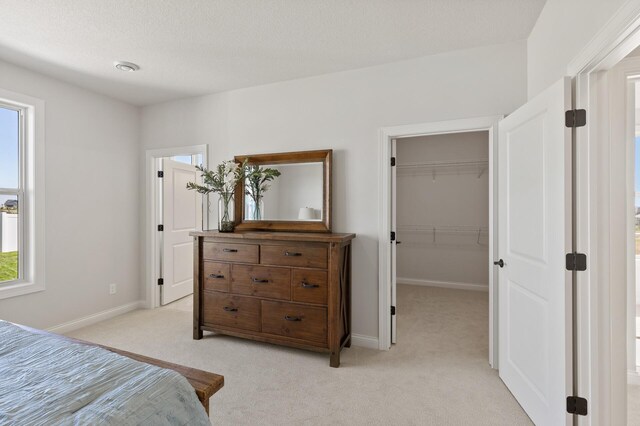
[{"x1": 190, "y1": 231, "x2": 355, "y2": 367}]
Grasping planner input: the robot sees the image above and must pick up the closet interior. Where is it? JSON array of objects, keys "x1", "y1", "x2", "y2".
[{"x1": 396, "y1": 131, "x2": 489, "y2": 290}]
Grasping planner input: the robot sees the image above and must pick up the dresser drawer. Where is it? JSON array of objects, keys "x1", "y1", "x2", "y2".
[
  {"x1": 202, "y1": 292, "x2": 261, "y2": 332},
  {"x1": 260, "y1": 245, "x2": 327, "y2": 269},
  {"x1": 203, "y1": 242, "x2": 259, "y2": 264},
  {"x1": 292, "y1": 269, "x2": 328, "y2": 305},
  {"x1": 231, "y1": 265, "x2": 291, "y2": 300},
  {"x1": 261, "y1": 301, "x2": 327, "y2": 344},
  {"x1": 203, "y1": 262, "x2": 230, "y2": 292}
]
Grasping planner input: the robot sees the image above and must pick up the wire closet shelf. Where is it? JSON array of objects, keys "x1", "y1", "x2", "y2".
[
  {"x1": 397, "y1": 225, "x2": 488, "y2": 245},
  {"x1": 396, "y1": 159, "x2": 488, "y2": 179}
]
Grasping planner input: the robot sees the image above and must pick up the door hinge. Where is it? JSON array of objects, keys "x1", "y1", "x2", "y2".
[
  {"x1": 390, "y1": 231, "x2": 396, "y2": 242},
  {"x1": 157, "y1": 278, "x2": 164, "y2": 286},
  {"x1": 565, "y1": 252, "x2": 587, "y2": 271},
  {"x1": 158, "y1": 170, "x2": 164, "y2": 178},
  {"x1": 565, "y1": 109, "x2": 586, "y2": 128},
  {"x1": 566, "y1": 396, "x2": 588, "y2": 416},
  {"x1": 391, "y1": 157, "x2": 396, "y2": 167},
  {"x1": 391, "y1": 306, "x2": 396, "y2": 315},
  {"x1": 158, "y1": 224, "x2": 164, "y2": 231}
]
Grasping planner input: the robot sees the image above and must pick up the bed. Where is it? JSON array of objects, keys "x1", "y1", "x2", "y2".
[{"x1": 0, "y1": 320, "x2": 224, "y2": 425}]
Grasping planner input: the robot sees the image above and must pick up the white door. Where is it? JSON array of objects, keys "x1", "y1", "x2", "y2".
[
  {"x1": 498, "y1": 77, "x2": 572, "y2": 425},
  {"x1": 391, "y1": 138, "x2": 398, "y2": 343},
  {"x1": 161, "y1": 159, "x2": 202, "y2": 305}
]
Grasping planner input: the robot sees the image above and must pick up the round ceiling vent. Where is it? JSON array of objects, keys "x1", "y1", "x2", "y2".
[{"x1": 114, "y1": 61, "x2": 140, "y2": 72}]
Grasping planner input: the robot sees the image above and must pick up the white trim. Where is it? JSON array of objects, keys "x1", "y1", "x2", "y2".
[
  {"x1": 145, "y1": 145, "x2": 209, "y2": 309},
  {"x1": 46, "y1": 301, "x2": 145, "y2": 334},
  {"x1": 572, "y1": 3, "x2": 640, "y2": 424},
  {"x1": 397, "y1": 277, "x2": 488, "y2": 292},
  {"x1": 0, "y1": 88, "x2": 45, "y2": 300},
  {"x1": 625, "y1": 68, "x2": 639, "y2": 379},
  {"x1": 568, "y1": 0, "x2": 640, "y2": 76},
  {"x1": 629, "y1": 370, "x2": 640, "y2": 385},
  {"x1": 350, "y1": 334, "x2": 379, "y2": 350},
  {"x1": 378, "y1": 116, "x2": 500, "y2": 369}
]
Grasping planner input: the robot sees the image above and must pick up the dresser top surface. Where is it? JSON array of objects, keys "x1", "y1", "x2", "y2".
[{"x1": 190, "y1": 230, "x2": 355, "y2": 243}]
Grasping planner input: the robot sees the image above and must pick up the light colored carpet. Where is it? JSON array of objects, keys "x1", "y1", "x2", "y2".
[{"x1": 67, "y1": 285, "x2": 533, "y2": 425}]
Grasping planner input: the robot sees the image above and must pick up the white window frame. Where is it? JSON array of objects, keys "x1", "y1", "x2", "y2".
[{"x1": 0, "y1": 88, "x2": 45, "y2": 299}]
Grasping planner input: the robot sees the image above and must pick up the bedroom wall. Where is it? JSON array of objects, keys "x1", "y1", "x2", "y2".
[
  {"x1": 140, "y1": 41, "x2": 527, "y2": 343},
  {"x1": 527, "y1": 0, "x2": 628, "y2": 98},
  {"x1": 0, "y1": 59, "x2": 141, "y2": 329}
]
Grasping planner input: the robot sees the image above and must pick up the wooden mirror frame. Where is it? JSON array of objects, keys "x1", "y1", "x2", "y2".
[{"x1": 233, "y1": 149, "x2": 332, "y2": 233}]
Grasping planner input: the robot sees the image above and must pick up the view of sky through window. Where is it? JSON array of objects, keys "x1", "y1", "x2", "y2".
[{"x1": 0, "y1": 106, "x2": 19, "y2": 205}]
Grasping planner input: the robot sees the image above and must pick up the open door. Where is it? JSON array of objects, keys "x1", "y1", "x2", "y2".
[
  {"x1": 161, "y1": 159, "x2": 202, "y2": 305},
  {"x1": 391, "y1": 138, "x2": 397, "y2": 343},
  {"x1": 497, "y1": 77, "x2": 572, "y2": 425}
]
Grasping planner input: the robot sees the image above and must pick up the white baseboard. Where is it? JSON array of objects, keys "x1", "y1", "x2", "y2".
[
  {"x1": 47, "y1": 300, "x2": 144, "y2": 334},
  {"x1": 629, "y1": 370, "x2": 640, "y2": 385},
  {"x1": 397, "y1": 277, "x2": 488, "y2": 292},
  {"x1": 351, "y1": 333, "x2": 379, "y2": 350}
]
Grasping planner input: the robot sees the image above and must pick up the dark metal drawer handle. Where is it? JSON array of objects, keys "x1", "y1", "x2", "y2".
[
  {"x1": 251, "y1": 277, "x2": 269, "y2": 283},
  {"x1": 223, "y1": 248, "x2": 238, "y2": 253},
  {"x1": 223, "y1": 306, "x2": 238, "y2": 312},
  {"x1": 301, "y1": 281, "x2": 319, "y2": 289},
  {"x1": 284, "y1": 251, "x2": 302, "y2": 257},
  {"x1": 209, "y1": 274, "x2": 225, "y2": 279},
  {"x1": 284, "y1": 315, "x2": 302, "y2": 322}
]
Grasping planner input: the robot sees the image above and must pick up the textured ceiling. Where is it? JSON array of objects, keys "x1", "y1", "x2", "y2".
[{"x1": 0, "y1": 0, "x2": 546, "y2": 105}]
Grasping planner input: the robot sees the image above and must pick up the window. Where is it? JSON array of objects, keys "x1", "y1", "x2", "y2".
[
  {"x1": 0, "y1": 105, "x2": 21, "y2": 283},
  {"x1": 0, "y1": 89, "x2": 45, "y2": 299},
  {"x1": 171, "y1": 154, "x2": 203, "y2": 166}
]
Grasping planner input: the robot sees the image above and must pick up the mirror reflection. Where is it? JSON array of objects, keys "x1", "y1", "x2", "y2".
[{"x1": 244, "y1": 162, "x2": 323, "y2": 221}]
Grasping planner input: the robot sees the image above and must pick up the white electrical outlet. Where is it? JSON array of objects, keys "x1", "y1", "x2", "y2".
[{"x1": 109, "y1": 283, "x2": 117, "y2": 295}]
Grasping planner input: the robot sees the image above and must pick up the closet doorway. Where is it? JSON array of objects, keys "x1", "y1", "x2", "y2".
[{"x1": 379, "y1": 117, "x2": 499, "y2": 368}]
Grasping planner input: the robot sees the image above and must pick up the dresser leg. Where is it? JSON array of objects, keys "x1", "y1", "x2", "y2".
[
  {"x1": 194, "y1": 327, "x2": 203, "y2": 340},
  {"x1": 330, "y1": 351, "x2": 340, "y2": 368}
]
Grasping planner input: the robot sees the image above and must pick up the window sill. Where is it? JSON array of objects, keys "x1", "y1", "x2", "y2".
[{"x1": 0, "y1": 280, "x2": 44, "y2": 300}]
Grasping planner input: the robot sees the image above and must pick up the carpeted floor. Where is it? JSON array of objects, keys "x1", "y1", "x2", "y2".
[{"x1": 67, "y1": 285, "x2": 534, "y2": 425}]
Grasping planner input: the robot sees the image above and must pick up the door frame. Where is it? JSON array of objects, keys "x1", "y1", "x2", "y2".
[
  {"x1": 607, "y1": 60, "x2": 640, "y2": 387},
  {"x1": 378, "y1": 115, "x2": 501, "y2": 369},
  {"x1": 144, "y1": 145, "x2": 208, "y2": 309},
  {"x1": 569, "y1": 1, "x2": 640, "y2": 424}
]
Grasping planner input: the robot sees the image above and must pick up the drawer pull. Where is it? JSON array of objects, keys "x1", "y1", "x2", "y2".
[
  {"x1": 223, "y1": 306, "x2": 238, "y2": 312},
  {"x1": 251, "y1": 277, "x2": 270, "y2": 284},
  {"x1": 223, "y1": 248, "x2": 238, "y2": 253},
  {"x1": 209, "y1": 273, "x2": 225, "y2": 279},
  {"x1": 284, "y1": 315, "x2": 302, "y2": 322},
  {"x1": 301, "y1": 281, "x2": 319, "y2": 289},
  {"x1": 284, "y1": 251, "x2": 302, "y2": 257}
]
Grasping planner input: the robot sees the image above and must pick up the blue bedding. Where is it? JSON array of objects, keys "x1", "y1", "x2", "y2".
[{"x1": 0, "y1": 321, "x2": 210, "y2": 425}]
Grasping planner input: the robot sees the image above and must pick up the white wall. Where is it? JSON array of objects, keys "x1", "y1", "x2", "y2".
[
  {"x1": 0, "y1": 59, "x2": 141, "y2": 329},
  {"x1": 0, "y1": 213, "x2": 18, "y2": 253},
  {"x1": 141, "y1": 41, "x2": 527, "y2": 339},
  {"x1": 396, "y1": 132, "x2": 489, "y2": 289},
  {"x1": 527, "y1": 0, "x2": 628, "y2": 98}
]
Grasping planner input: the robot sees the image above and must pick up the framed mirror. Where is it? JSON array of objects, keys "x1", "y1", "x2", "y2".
[{"x1": 234, "y1": 150, "x2": 332, "y2": 232}]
